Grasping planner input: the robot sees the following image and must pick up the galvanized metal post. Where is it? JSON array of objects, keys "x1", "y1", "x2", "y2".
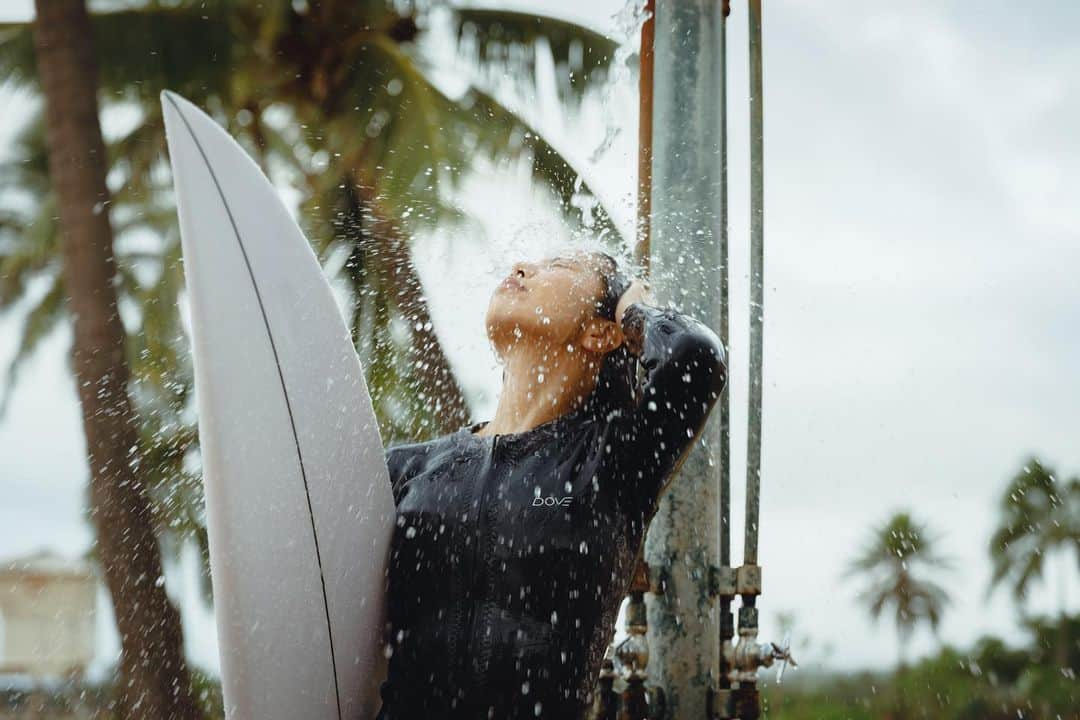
[
  {"x1": 716, "y1": 0, "x2": 735, "y2": 716},
  {"x1": 731, "y1": 3, "x2": 766, "y2": 717},
  {"x1": 636, "y1": 0, "x2": 656, "y2": 274},
  {"x1": 718, "y1": 0, "x2": 732, "y2": 581},
  {"x1": 643, "y1": 1, "x2": 727, "y2": 718},
  {"x1": 745, "y1": 0, "x2": 764, "y2": 570}
]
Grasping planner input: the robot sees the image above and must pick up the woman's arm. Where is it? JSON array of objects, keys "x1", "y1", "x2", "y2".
[{"x1": 604, "y1": 299, "x2": 728, "y2": 518}]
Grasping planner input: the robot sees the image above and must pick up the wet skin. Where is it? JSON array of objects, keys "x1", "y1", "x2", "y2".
[{"x1": 477, "y1": 250, "x2": 649, "y2": 438}]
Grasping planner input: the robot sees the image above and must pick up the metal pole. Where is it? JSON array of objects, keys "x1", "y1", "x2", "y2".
[
  {"x1": 732, "y1": 4, "x2": 765, "y2": 716},
  {"x1": 745, "y1": 0, "x2": 764, "y2": 569},
  {"x1": 723, "y1": 8, "x2": 796, "y2": 718},
  {"x1": 716, "y1": 0, "x2": 735, "y2": 715},
  {"x1": 636, "y1": 0, "x2": 656, "y2": 274},
  {"x1": 644, "y1": 1, "x2": 726, "y2": 717},
  {"x1": 718, "y1": 0, "x2": 731, "y2": 579}
]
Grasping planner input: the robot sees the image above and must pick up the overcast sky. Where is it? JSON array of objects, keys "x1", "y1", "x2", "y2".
[{"x1": 1, "y1": 0, "x2": 1078, "y2": 679}]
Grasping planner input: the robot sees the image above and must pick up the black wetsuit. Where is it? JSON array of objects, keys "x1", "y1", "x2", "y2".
[{"x1": 376, "y1": 302, "x2": 727, "y2": 720}]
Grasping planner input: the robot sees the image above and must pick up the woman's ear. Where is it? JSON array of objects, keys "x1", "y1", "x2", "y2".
[{"x1": 579, "y1": 317, "x2": 622, "y2": 354}]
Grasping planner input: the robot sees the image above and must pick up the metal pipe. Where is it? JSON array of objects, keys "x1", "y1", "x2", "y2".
[
  {"x1": 636, "y1": 0, "x2": 656, "y2": 273},
  {"x1": 717, "y1": 1, "x2": 735, "y2": 714},
  {"x1": 744, "y1": 0, "x2": 764, "y2": 569},
  {"x1": 644, "y1": 1, "x2": 727, "y2": 717},
  {"x1": 718, "y1": 0, "x2": 731, "y2": 578}
]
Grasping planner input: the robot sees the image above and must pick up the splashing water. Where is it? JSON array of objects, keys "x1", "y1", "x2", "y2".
[{"x1": 588, "y1": 0, "x2": 652, "y2": 164}]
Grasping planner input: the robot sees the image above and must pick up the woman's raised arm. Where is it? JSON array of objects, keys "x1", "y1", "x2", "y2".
[{"x1": 603, "y1": 299, "x2": 728, "y2": 519}]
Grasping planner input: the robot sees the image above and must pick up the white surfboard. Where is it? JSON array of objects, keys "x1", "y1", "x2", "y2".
[{"x1": 161, "y1": 90, "x2": 394, "y2": 720}]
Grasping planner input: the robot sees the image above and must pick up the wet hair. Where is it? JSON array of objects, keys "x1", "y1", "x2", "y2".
[
  {"x1": 591, "y1": 251, "x2": 633, "y2": 322},
  {"x1": 585, "y1": 250, "x2": 639, "y2": 415}
]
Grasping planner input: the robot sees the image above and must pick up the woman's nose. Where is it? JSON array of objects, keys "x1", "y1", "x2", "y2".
[{"x1": 510, "y1": 261, "x2": 531, "y2": 278}]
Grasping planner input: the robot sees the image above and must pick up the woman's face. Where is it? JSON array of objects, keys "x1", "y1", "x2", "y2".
[{"x1": 485, "y1": 250, "x2": 610, "y2": 357}]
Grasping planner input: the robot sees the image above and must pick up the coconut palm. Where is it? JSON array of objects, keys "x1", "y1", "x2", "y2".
[
  {"x1": 0, "y1": 0, "x2": 626, "y2": 685},
  {"x1": 25, "y1": 1, "x2": 202, "y2": 716},
  {"x1": 0, "y1": 101, "x2": 214, "y2": 584},
  {"x1": 1, "y1": 0, "x2": 623, "y2": 567},
  {"x1": 988, "y1": 458, "x2": 1080, "y2": 667},
  {"x1": 843, "y1": 511, "x2": 954, "y2": 670},
  {"x1": 0, "y1": 0, "x2": 622, "y2": 439}
]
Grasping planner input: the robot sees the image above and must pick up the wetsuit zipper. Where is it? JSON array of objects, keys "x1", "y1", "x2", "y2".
[
  {"x1": 459, "y1": 433, "x2": 498, "y2": 681},
  {"x1": 447, "y1": 440, "x2": 480, "y2": 668}
]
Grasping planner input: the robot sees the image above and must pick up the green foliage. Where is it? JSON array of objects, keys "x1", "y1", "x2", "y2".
[
  {"x1": 189, "y1": 667, "x2": 225, "y2": 720},
  {"x1": 1022, "y1": 613, "x2": 1080, "y2": 670},
  {"x1": 765, "y1": 612, "x2": 1079, "y2": 720},
  {"x1": 774, "y1": 456, "x2": 1080, "y2": 719},
  {"x1": 453, "y1": 8, "x2": 620, "y2": 100},
  {"x1": 0, "y1": 668, "x2": 223, "y2": 718},
  {"x1": 970, "y1": 635, "x2": 1031, "y2": 687}
]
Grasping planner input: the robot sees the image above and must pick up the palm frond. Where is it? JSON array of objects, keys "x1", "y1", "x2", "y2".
[
  {"x1": 0, "y1": 196, "x2": 60, "y2": 311},
  {"x1": 0, "y1": 272, "x2": 65, "y2": 418},
  {"x1": 448, "y1": 86, "x2": 622, "y2": 241},
  {"x1": 986, "y1": 458, "x2": 1077, "y2": 604},
  {"x1": 452, "y1": 8, "x2": 620, "y2": 101},
  {"x1": 844, "y1": 510, "x2": 955, "y2": 651},
  {"x1": 0, "y1": 22, "x2": 37, "y2": 87},
  {"x1": 0, "y1": 7, "x2": 236, "y2": 101},
  {"x1": 0, "y1": 108, "x2": 50, "y2": 197}
]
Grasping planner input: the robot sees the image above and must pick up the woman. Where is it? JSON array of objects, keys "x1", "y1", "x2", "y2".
[{"x1": 377, "y1": 248, "x2": 727, "y2": 720}]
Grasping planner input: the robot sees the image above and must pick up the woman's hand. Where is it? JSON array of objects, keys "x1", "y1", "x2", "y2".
[{"x1": 616, "y1": 278, "x2": 652, "y2": 324}]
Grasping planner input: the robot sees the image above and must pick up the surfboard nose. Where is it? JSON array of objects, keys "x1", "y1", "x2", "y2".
[
  {"x1": 161, "y1": 90, "x2": 186, "y2": 136},
  {"x1": 160, "y1": 89, "x2": 182, "y2": 111},
  {"x1": 160, "y1": 91, "x2": 218, "y2": 169},
  {"x1": 161, "y1": 88, "x2": 194, "y2": 112},
  {"x1": 161, "y1": 90, "x2": 207, "y2": 132}
]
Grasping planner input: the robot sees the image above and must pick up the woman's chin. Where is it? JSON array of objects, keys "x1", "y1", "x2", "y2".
[
  {"x1": 485, "y1": 315, "x2": 541, "y2": 353},
  {"x1": 485, "y1": 299, "x2": 525, "y2": 327}
]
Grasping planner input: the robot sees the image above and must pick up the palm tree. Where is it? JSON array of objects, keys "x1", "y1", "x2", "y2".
[
  {"x1": 27, "y1": 1, "x2": 201, "y2": 717},
  {"x1": 0, "y1": 0, "x2": 627, "y2": 690},
  {"x1": 988, "y1": 458, "x2": 1080, "y2": 667},
  {"x1": 2, "y1": 0, "x2": 623, "y2": 581},
  {"x1": 0, "y1": 1, "x2": 622, "y2": 440},
  {"x1": 843, "y1": 511, "x2": 954, "y2": 671}
]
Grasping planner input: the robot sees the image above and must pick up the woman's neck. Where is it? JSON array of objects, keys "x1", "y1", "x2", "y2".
[{"x1": 475, "y1": 341, "x2": 600, "y2": 436}]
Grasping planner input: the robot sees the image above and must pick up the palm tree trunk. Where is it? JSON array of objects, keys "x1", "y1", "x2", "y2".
[
  {"x1": 356, "y1": 185, "x2": 471, "y2": 434},
  {"x1": 32, "y1": 2, "x2": 202, "y2": 718},
  {"x1": 895, "y1": 634, "x2": 909, "y2": 719}
]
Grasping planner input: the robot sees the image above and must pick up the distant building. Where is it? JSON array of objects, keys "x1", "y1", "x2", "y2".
[{"x1": 0, "y1": 551, "x2": 96, "y2": 678}]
